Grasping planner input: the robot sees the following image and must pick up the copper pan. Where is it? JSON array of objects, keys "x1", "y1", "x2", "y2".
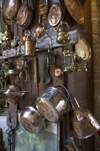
[
  {"x1": 2, "y1": 0, "x2": 19, "y2": 22},
  {"x1": 17, "y1": 0, "x2": 33, "y2": 29},
  {"x1": 64, "y1": 0, "x2": 84, "y2": 24}
]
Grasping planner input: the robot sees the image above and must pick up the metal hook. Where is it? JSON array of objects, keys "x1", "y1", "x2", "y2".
[{"x1": 46, "y1": 32, "x2": 53, "y2": 49}]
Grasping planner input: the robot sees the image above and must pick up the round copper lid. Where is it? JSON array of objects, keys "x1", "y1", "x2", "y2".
[
  {"x1": 64, "y1": 0, "x2": 84, "y2": 24},
  {"x1": 48, "y1": 3, "x2": 62, "y2": 27}
]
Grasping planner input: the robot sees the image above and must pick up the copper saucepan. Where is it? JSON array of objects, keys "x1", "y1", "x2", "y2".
[
  {"x1": 36, "y1": 85, "x2": 71, "y2": 122},
  {"x1": 17, "y1": 0, "x2": 34, "y2": 29},
  {"x1": 20, "y1": 106, "x2": 45, "y2": 134},
  {"x1": 2, "y1": 0, "x2": 19, "y2": 23}
]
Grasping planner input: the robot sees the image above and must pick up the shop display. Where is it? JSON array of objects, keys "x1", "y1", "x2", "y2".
[{"x1": 0, "y1": 1, "x2": 96, "y2": 151}]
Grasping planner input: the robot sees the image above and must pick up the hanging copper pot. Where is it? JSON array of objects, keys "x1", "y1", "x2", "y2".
[
  {"x1": 17, "y1": 0, "x2": 33, "y2": 29},
  {"x1": 56, "y1": 21, "x2": 71, "y2": 44},
  {"x1": 36, "y1": 85, "x2": 71, "y2": 122},
  {"x1": 20, "y1": 106, "x2": 45, "y2": 134}
]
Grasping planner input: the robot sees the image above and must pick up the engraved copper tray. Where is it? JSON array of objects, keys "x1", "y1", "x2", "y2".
[{"x1": 64, "y1": 0, "x2": 84, "y2": 24}]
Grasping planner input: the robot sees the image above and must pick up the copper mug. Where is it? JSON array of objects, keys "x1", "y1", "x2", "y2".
[{"x1": 25, "y1": 38, "x2": 35, "y2": 56}]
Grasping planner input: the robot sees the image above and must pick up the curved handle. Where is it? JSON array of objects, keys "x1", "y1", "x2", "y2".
[
  {"x1": 54, "y1": 84, "x2": 70, "y2": 99},
  {"x1": 57, "y1": 21, "x2": 70, "y2": 31}
]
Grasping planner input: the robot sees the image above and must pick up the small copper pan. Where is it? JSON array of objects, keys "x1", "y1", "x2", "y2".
[
  {"x1": 17, "y1": 0, "x2": 33, "y2": 29},
  {"x1": 64, "y1": 0, "x2": 84, "y2": 24},
  {"x1": 48, "y1": 3, "x2": 63, "y2": 27}
]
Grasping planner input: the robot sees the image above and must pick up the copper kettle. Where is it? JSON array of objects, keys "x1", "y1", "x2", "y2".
[{"x1": 56, "y1": 21, "x2": 71, "y2": 44}]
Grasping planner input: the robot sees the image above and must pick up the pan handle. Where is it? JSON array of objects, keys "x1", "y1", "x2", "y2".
[{"x1": 54, "y1": 84, "x2": 70, "y2": 99}]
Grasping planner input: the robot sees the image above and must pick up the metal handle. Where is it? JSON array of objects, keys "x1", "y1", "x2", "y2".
[
  {"x1": 57, "y1": 21, "x2": 70, "y2": 30},
  {"x1": 54, "y1": 84, "x2": 70, "y2": 99}
]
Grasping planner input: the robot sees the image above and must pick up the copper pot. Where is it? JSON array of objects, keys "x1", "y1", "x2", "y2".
[
  {"x1": 17, "y1": 0, "x2": 33, "y2": 29},
  {"x1": 20, "y1": 106, "x2": 45, "y2": 134},
  {"x1": 36, "y1": 86, "x2": 71, "y2": 122}
]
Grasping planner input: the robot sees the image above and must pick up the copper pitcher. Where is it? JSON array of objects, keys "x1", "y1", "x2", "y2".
[
  {"x1": 70, "y1": 95, "x2": 100, "y2": 139},
  {"x1": 56, "y1": 21, "x2": 71, "y2": 44}
]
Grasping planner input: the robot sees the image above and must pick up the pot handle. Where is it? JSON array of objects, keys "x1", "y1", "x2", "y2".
[
  {"x1": 54, "y1": 84, "x2": 70, "y2": 99},
  {"x1": 57, "y1": 21, "x2": 70, "y2": 31}
]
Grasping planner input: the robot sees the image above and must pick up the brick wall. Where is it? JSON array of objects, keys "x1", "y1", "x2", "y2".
[{"x1": 91, "y1": 0, "x2": 100, "y2": 150}]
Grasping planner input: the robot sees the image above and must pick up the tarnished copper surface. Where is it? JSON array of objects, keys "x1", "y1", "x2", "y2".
[
  {"x1": 39, "y1": 0, "x2": 48, "y2": 16},
  {"x1": 20, "y1": 106, "x2": 45, "y2": 134},
  {"x1": 25, "y1": 40, "x2": 35, "y2": 56},
  {"x1": 35, "y1": 23, "x2": 46, "y2": 38},
  {"x1": 36, "y1": 87, "x2": 70, "y2": 122},
  {"x1": 17, "y1": 5, "x2": 33, "y2": 29},
  {"x1": 2, "y1": 0, "x2": 19, "y2": 21},
  {"x1": 48, "y1": 3, "x2": 62, "y2": 27},
  {"x1": 70, "y1": 97, "x2": 100, "y2": 139},
  {"x1": 64, "y1": 0, "x2": 84, "y2": 24}
]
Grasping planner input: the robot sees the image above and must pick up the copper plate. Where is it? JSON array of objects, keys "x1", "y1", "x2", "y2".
[
  {"x1": 64, "y1": 0, "x2": 84, "y2": 24},
  {"x1": 2, "y1": 0, "x2": 19, "y2": 20},
  {"x1": 48, "y1": 3, "x2": 62, "y2": 27}
]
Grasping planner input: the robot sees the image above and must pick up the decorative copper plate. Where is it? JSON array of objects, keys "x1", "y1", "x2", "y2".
[
  {"x1": 64, "y1": 0, "x2": 84, "y2": 24},
  {"x1": 48, "y1": 3, "x2": 62, "y2": 27}
]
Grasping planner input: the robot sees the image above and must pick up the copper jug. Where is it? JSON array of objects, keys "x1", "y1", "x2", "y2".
[
  {"x1": 70, "y1": 95, "x2": 100, "y2": 139},
  {"x1": 56, "y1": 21, "x2": 71, "y2": 44}
]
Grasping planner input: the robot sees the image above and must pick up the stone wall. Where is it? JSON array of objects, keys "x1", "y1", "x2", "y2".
[{"x1": 91, "y1": 0, "x2": 100, "y2": 150}]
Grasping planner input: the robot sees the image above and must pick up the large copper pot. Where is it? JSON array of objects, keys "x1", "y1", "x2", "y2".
[{"x1": 36, "y1": 86, "x2": 71, "y2": 122}]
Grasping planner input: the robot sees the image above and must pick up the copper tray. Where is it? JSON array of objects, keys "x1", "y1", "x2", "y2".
[
  {"x1": 48, "y1": 3, "x2": 62, "y2": 27},
  {"x1": 64, "y1": 0, "x2": 84, "y2": 24}
]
